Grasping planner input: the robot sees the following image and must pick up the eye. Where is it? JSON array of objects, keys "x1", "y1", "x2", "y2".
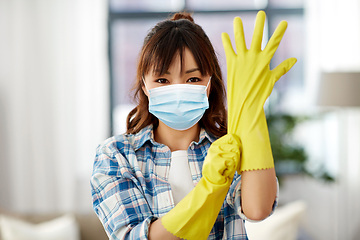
[
  {"x1": 187, "y1": 77, "x2": 201, "y2": 83},
  {"x1": 155, "y1": 78, "x2": 169, "y2": 84}
]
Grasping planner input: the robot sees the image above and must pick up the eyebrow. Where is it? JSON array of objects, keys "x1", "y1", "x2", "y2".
[
  {"x1": 185, "y1": 68, "x2": 200, "y2": 74},
  {"x1": 164, "y1": 68, "x2": 200, "y2": 75}
]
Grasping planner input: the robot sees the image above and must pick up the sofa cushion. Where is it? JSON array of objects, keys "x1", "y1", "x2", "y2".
[
  {"x1": 245, "y1": 200, "x2": 307, "y2": 240},
  {"x1": 0, "y1": 213, "x2": 80, "y2": 240},
  {"x1": 0, "y1": 210, "x2": 108, "y2": 240}
]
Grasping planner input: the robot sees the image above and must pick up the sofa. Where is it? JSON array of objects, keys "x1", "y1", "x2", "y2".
[{"x1": 0, "y1": 209, "x2": 108, "y2": 240}]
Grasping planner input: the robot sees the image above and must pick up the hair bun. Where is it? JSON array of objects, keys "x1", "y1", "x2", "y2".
[{"x1": 170, "y1": 12, "x2": 194, "y2": 23}]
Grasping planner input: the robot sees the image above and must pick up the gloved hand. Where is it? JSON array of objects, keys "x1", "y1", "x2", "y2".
[
  {"x1": 161, "y1": 134, "x2": 241, "y2": 240},
  {"x1": 221, "y1": 11, "x2": 297, "y2": 173}
]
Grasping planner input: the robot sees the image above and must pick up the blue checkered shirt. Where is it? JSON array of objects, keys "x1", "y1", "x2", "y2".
[{"x1": 91, "y1": 124, "x2": 278, "y2": 240}]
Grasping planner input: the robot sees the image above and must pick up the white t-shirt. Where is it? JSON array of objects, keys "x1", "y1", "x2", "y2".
[{"x1": 168, "y1": 150, "x2": 195, "y2": 205}]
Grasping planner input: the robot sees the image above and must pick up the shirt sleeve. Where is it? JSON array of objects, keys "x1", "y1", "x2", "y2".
[
  {"x1": 90, "y1": 143, "x2": 157, "y2": 240},
  {"x1": 226, "y1": 173, "x2": 279, "y2": 223}
]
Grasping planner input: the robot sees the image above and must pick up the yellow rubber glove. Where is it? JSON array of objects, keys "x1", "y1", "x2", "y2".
[
  {"x1": 221, "y1": 11, "x2": 297, "y2": 173},
  {"x1": 161, "y1": 134, "x2": 241, "y2": 240}
]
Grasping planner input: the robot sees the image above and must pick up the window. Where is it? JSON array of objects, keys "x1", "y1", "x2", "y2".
[{"x1": 108, "y1": 0, "x2": 304, "y2": 134}]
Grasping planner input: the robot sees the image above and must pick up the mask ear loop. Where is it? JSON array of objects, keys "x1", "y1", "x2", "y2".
[
  {"x1": 142, "y1": 78, "x2": 150, "y2": 95},
  {"x1": 204, "y1": 76, "x2": 212, "y2": 93}
]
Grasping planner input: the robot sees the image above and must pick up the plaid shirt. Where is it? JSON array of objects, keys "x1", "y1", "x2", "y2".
[{"x1": 91, "y1": 124, "x2": 278, "y2": 240}]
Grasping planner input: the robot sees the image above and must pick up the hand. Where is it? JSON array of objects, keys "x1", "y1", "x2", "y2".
[
  {"x1": 161, "y1": 134, "x2": 241, "y2": 240},
  {"x1": 202, "y1": 133, "x2": 241, "y2": 184},
  {"x1": 221, "y1": 11, "x2": 297, "y2": 172}
]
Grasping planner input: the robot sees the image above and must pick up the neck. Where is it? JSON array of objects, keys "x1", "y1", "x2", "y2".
[{"x1": 154, "y1": 121, "x2": 201, "y2": 152}]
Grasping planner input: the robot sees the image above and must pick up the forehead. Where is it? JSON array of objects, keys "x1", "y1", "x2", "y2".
[
  {"x1": 149, "y1": 47, "x2": 200, "y2": 75},
  {"x1": 182, "y1": 48, "x2": 197, "y2": 66}
]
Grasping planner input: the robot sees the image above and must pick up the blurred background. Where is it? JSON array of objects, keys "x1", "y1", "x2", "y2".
[{"x1": 1, "y1": 0, "x2": 360, "y2": 239}]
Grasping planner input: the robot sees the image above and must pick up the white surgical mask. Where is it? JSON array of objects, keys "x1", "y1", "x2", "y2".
[{"x1": 144, "y1": 77, "x2": 211, "y2": 130}]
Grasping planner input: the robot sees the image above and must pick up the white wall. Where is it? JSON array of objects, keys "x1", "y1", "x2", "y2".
[
  {"x1": 0, "y1": 0, "x2": 109, "y2": 213},
  {"x1": 280, "y1": 109, "x2": 360, "y2": 240},
  {"x1": 276, "y1": 0, "x2": 360, "y2": 239}
]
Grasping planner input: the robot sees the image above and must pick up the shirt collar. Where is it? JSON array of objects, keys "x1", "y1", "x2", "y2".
[
  {"x1": 129, "y1": 124, "x2": 155, "y2": 151},
  {"x1": 129, "y1": 124, "x2": 217, "y2": 151},
  {"x1": 197, "y1": 128, "x2": 217, "y2": 145}
]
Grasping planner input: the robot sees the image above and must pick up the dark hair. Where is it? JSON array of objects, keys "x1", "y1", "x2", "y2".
[{"x1": 126, "y1": 12, "x2": 227, "y2": 137}]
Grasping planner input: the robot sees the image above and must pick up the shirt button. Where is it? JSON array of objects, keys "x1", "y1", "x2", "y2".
[{"x1": 190, "y1": 145, "x2": 194, "y2": 150}]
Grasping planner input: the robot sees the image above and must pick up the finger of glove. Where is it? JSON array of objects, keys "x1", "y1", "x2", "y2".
[
  {"x1": 214, "y1": 134, "x2": 241, "y2": 155},
  {"x1": 250, "y1": 11, "x2": 266, "y2": 52},
  {"x1": 207, "y1": 144, "x2": 239, "y2": 168},
  {"x1": 233, "y1": 17, "x2": 247, "y2": 54},
  {"x1": 272, "y1": 57, "x2": 297, "y2": 82},
  {"x1": 204, "y1": 134, "x2": 241, "y2": 183},
  {"x1": 221, "y1": 32, "x2": 235, "y2": 58},
  {"x1": 264, "y1": 20, "x2": 288, "y2": 59},
  {"x1": 212, "y1": 134, "x2": 241, "y2": 176},
  {"x1": 204, "y1": 151, "x2": 237, "y2": 184},
  {"x1": 222, "y1": 158, "x2": 236, "y2": 178},
  {"x1": 224, "y1": 134, "x2": 242, "y2": 173}
]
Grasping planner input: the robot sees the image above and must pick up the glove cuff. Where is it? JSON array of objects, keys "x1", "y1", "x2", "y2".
[
  {"x1": 237, "y1": 111, "x2": 275, "y2": 173},
  {"x1": 161, "y1": 177, "x2": 231, "y2": 240}
]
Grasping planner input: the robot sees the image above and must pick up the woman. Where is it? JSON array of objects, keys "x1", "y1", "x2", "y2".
[{"x1": 91, "y1": 11, "x2": 295, "y2": 240}]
